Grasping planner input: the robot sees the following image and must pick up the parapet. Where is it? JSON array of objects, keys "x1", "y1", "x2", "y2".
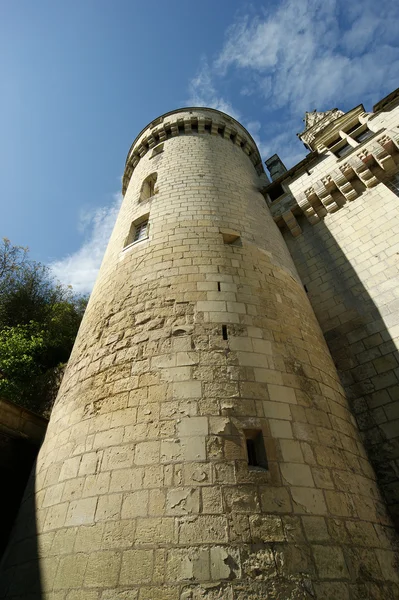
[{"x1": 122, "y1": 107, "x2": 265, "y2": 195}]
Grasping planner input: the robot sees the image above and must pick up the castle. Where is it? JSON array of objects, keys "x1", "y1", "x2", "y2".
[{"x1": 0, "y1": 88, "x2": 398, "y2": 599}]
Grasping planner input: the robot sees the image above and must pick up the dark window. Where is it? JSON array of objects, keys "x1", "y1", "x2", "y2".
[
  {"x1": 222, "y1": 325, "x2": 228, "y2": 340},
  {"x1": 386, "y1": 173, "x2": 399, "y2": 197},
  {"x1": 354, "y1": 129, "x2": 373, "y2": 143},
  {"x1": 268, "y1": 183, "x2": 285, "y2": 202},
  {"x1": 335, "y1": 143, "x2": 352, "y2": 158},
  {"x1": 244, "y1": 430, "x2": 268, "y2": 469}
]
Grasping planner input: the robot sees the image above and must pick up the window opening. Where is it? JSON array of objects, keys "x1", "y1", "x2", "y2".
[
  {"x1": 353, "y1": 129, "x2": 373, "y2": 143},
  {"x1": 217, "y1": 282, "x2": 221, "y2": 291},
  {"x1": 140, "y1": 173, "x2": 157, "y2": 202},
  {"x1": 124, "y1": 215, "x2": 150, "y2": 248},
  {"x1": 268, "y1": 183, "x2": 285, "y2": 202},
  {"x1": 133, "y1": 220, "x2": 149, "y2": 242},
  {"x1": 222, "y1": 325, "x2": 228, "y2": 340},
  {"x1": 304, "y1": 285, "x2": 308, "y2": 293},
  {"x1": 335, "y1": 143, "x2": 352, "y2": 158},
  {"x1": 386, "y1": 173, "x2": 399, "y2": 197},
  {"x1": 244, "y1": 430, "x2": 268, "y2": 469}
]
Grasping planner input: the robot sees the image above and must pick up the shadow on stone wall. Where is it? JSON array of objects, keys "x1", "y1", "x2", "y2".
[
  {"x1": 0, "y1": 462, "x2": 42, "y2": 598},
  {"x1": 285, "y1": 214, "x2": 399, "y2": 530}
]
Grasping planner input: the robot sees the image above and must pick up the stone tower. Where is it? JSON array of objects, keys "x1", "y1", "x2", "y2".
[{"x1": 1, "y1": 107, "x2": 398, "y2": 599}]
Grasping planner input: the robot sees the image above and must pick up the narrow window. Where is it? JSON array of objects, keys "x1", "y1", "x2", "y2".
[
  {"x1": 140, "y1": 173, "x2": 157, "y2": 202},
  {"x1": 244, "y1": 430, "x2": 268, "y2": 469},
  {"x1": 124, "y1": 215, "x2": 150, "y2": 248},
  {"x1": 217, "y1": 282, "x2": 221, "y2": 291},
  {"x1": 133, "y1": 220, "x2": 149, "y2": 242},
  {"x1": 222, "y1": 325, "x2": 228, "y2": 340},
  {"x1": 304, "y1": 285, "x2": 308, "y2": 293}
]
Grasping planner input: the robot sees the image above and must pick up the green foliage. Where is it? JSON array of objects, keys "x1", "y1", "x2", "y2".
[{"x1": 0, "y1": 238, "x2": 88, "y2": 415}]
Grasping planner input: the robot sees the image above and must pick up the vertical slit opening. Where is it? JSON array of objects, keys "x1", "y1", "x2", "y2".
[
  {"x1": 222, "y1": 325, "x2": 228, "y2": 340},
  {"x1": 244, "y1": 430, "x2": 268, "y2": 470},
  {"x1": 217, "y1": 282, "x2": 221, "y2": 291}
]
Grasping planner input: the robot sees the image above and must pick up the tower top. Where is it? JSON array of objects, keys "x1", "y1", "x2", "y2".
[{"x1": 122, "y1": 106, "x2": 265, "y2": 195}]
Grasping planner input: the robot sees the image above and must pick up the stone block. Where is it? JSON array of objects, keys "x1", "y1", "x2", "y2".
[
  {"x1": 313, "y1": 545, "x2": 349, "y2": 579},
  {"x1": 279, "y1": 440, "x2": 304, "y2": 463},
  {"x1": 54, "y1": 553, "x2": 88, "y2": 589},
  {"x1": 119, "y1": 550, "x2": 154, "y2": 585},
  {"x1": 65, "y1": 497, "x2": 97, "y2": 527},
  {"x1": 121, "y1": 490, "x2": 149, "y2": 518},
  {"x1": 135, "y1": 441, "x2": 160, "y2": 465},
  {"x1": 173, "y1": 380, "x2": 202, "y2": 399},
  {"x1": 291, "y1": 487, "x2": 327, "y2": 515},
  {"x1": 84, "y1": 551, "x2": 121, "y2": 587},
  {"x1": 249, "y1": 515, "x2": 285, "y2": 542},
  {"x1": 177, "y1": 416, "x2": 208, "y2": 437},
  {"x1": 166, "y1": 488, "x2": 200, "y2": 515},
  {"x1": 178, "y1": 515, "x2": 228, "y2": 544}
]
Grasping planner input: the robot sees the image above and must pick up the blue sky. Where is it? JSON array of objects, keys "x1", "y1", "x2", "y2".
[{"x1": 1, "y1": 0, "x2": 398, "y2": 293}]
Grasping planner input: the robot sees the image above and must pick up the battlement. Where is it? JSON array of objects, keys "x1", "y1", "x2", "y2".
[{"x1": 122, "y1": 107, "x2": 265, "y2": 195}]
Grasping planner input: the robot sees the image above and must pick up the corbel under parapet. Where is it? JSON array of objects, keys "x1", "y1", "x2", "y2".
[
  {"x1": 347, "y1": 154, "x2": 379, "y2": 188},
  {"x1": 313, "y1": 180, "x2": 339, "y2": 213},
  {"x1": 296, "y1": 190, "x2": 320, "y2": 225},
  {"x1": 330, "y1": 168, "x2": 358, "y2": 201},
  {"x1": 282, "y1": 210, "x2": 302, "y2": 237}
]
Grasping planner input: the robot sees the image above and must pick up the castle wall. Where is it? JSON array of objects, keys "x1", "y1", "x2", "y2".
[
  {"x1": 1, "y1": 108, "x2": 398, "y2": 599},
  {"x1": 279, "y1": 101, "x2": 399, "y2": 529}
]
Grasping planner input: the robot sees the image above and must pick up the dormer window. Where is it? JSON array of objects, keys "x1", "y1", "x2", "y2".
[
  {"x1": 325, "y1": 120, "x2": 374, "y2": 158},
  {"x1": 335, "y1": 142, "x2": 353, "y2": 158}
]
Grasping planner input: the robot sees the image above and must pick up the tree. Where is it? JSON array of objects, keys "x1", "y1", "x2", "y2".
[{"x1": 0, "y1": 238, "x2": 88, "y2": 415}]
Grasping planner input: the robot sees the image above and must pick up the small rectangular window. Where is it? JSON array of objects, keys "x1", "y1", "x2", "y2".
[
  {"x1": 335, "y1": 143, "x2": 352, "y2": 158},
  {"x1": 133, "y1": 220, "x2": 149, "y2": 242},
  {"x1": 124, "y1": 214, "x2": 150, "y2": 248},
  {"x1": 353, "y1": 129, "x2": 373, "y2": 143},
  {"x1": 244, "y1": 430, "x2": 268, "y2": 470},
  {"x1": 222, "y1": 325, "x2": 228, "y2": 340}
]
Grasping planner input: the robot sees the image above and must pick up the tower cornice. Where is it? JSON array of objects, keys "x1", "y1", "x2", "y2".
[{"x1": 122, "y1": 107, "x2": 264, "y2": 195}]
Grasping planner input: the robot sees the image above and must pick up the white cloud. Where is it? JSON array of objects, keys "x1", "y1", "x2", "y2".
[
  {"x1": 187, "y1": 0, "x2": 399, "y2": 170},
  {"x1": 187, "y1": 58, "x2": 242, "y2": 120},
  {"x1": 214, "y1": 0, "x2": 399, "y2": 112},
  {"x1": 50, "y1": 193, "x2": 122, "y2": 294}
]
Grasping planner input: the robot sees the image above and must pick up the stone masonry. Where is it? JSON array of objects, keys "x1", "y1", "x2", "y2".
[
  {"x1": 1, "y1": 105, "x2": 398, "y2": 599},
  {"x1": 265, "y1": 88, "x2": 399, "y2": 531}
]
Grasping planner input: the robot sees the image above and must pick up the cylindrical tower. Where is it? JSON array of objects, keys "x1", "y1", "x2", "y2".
[{"x1": 1, "y1": 108, "x2": 398, "y2": 599}]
